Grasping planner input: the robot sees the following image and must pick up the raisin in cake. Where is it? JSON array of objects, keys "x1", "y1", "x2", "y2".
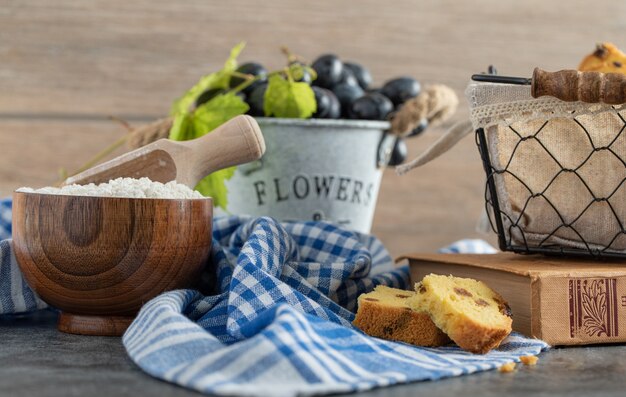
[
  {"x1": 408, "y1": 274, "x2": 512, "y2": 354},
  {"x1": 353, "y1": 285, "x2": 450, "y2": 347}
]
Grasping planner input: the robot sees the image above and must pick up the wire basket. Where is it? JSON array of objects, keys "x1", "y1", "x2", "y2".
[{"x1": 470, "y1": 82, "x2": 626, "y2": 258}]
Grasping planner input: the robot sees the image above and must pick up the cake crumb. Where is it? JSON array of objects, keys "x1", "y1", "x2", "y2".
[
  {"x1": 520, "y1": 355, "x2": 538, "y2": 366},
  {"x1": 498, "y1": 362, "x2": 516, "y2": 373}
]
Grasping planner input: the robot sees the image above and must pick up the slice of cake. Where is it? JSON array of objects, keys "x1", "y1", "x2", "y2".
[
  {"x1": 353, "y1": 285, "x2": 450, "y2": 347},
  {"x1": 408, "y1": 274, "x2": 512, "y2": 354}
]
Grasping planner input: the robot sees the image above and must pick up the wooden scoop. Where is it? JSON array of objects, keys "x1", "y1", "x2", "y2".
[{"x1": 64, "y1": 115, "x2": 265, "y2": 187}]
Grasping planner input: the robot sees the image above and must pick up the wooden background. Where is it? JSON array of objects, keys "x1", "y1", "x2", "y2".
[{"x1": 2, "y1": 0, "x2": 626, "y2": 256}]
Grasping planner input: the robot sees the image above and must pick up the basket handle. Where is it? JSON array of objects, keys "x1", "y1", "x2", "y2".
[{"x1": 532, "y1": 68, "x2": 626, "y2": 104}]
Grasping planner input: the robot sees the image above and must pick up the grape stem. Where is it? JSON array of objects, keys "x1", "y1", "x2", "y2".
[
  {"x1": 280, "y1": 45, "x2": 307, "y2": 65},
  {"x1": 229, "y1": 67, "x2": 305, "y2": 95},
  {"x1": 229, "y1": 74, "x2": 261, "y2": 94},
  {"x1": 230, "y1": 71, "x2": 254, "y2": 80},
  {"x1": 284, "y1": 67, "x2": 294, "y2": 83}
]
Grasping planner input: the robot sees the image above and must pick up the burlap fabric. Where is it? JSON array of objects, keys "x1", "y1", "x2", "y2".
[{"x1": 468, "y1": 82, "x2": 626, "y2": 253}]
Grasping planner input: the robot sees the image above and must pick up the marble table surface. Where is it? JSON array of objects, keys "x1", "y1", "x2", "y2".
[{"x1": 1, "y1": 310, "x2": 625, "y2": 397}]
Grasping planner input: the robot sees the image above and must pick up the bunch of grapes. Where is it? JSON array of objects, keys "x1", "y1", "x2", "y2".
[
  {"x1": 195, "y1": 53, "x2": 428, "y2": 165},
  {"x1": 308, "y1": 55, "x2": 427, "y2": 165}
]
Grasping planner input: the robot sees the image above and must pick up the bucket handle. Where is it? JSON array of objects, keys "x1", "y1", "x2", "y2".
[{"x1": 395, "y1": 120, "x2": 473, "y2": 175}]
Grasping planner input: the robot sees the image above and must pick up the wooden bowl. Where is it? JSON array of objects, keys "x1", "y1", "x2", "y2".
[{"x1": 11, "y1": 191, "x2": 213, "y2": 336}]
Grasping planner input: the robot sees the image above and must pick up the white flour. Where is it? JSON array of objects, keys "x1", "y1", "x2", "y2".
[{"x1": 18, "y1": 177, "x2": 204, "y2": 199}]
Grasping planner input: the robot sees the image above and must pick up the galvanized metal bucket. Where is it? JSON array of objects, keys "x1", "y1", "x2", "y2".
[{"x1": 222, "y1": 118, "x2": 391, "y2": 233}]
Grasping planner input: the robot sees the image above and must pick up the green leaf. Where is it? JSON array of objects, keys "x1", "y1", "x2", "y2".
[
  {"x1": 168, "y1": 92, "x2": 249, "y2": 210},
  {"x1": 224, "y1": 42, "x2": 246, "y2": 73},
  {"x1": 211, "y1": 41, "x2": 246, "y2": 91},
  {"x1": 170, "y1": 72, "x2": 221, "y2": 116},
  {"x1": 194, "y1": 167, "x2": 237, "y2": 210},
  {"x1": 169, "y1": 42, "x2": 246, "y2": 115},
  {"x1": 192, "y1": 92, "x2": 250, "y2": 134},
  {"x1": 263, "y1": 74, "x2": 317, "y2": 118},
  {"x1": 166, "y1": 43, "x2": 250, "y2": 210},
  {"x1": 168, "y1": 112, "x2": 194, "y2": 141}
]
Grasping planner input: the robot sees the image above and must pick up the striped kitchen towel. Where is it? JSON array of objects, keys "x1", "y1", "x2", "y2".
[
  {"x1": 439, "y1": 239, "x2": 498, "y2": 254},
  {"x1": 123, "y1": 216, "x2": 546, "y2": 397},
  {"x1": 0, "y1": 199, "x2": 547, "y2": 397},
  {"x1": 0, "y1": 198, "x2": 11, "y2": 241},
  {"x1": 0, "y1": 239, "x2": 48, "y2": 314},
  {"x1": 0, "y1": 197, "x2": 48, "y2": 313}
]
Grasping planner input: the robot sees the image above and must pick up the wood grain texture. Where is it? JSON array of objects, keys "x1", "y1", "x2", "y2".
[
  {"x1": 2, "y1": 0, "x2": 625, "y2": 117},
  {"x1": 2, "y1": 0, "x2": 626, "y2": 256},
  {"x1": 57, "y1": 313, "x2": 133, "y2": 336},
  {"x1": 11, "y1": 192, "x2": 213, "y2": 335},
  {"x1": 65, "y1": 115, "x2": 266, "y2": 187},
  {"x1": 532, "y1": 68, "x2": 626, "y2": 104}
]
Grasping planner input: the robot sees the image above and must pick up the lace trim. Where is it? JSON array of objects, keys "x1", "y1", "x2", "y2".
[{"x1": 466, "y1": 82, "x2": 626, "y2": 130}]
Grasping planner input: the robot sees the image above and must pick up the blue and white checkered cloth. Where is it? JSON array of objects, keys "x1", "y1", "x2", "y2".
[
  {"x1": 438, "y1": 238, "x2": 499, "y2": 254},
  {"x1": 0, "y1": 197, "x2": 547, "y2": 397},
  {"x1": 0, "y1": 199, "x2": 11, "y2": 241}
]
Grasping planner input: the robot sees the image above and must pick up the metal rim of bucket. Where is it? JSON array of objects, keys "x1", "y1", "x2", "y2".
[
  {"x1": 254, "y1": 117, "x2": 394, "y2": 169},
  {"x1": 228, "y1": 117, "x2": 389, "y2": 232},
  {"x1": 254, "y1": 117, "x2": 390, "y2": 130}
]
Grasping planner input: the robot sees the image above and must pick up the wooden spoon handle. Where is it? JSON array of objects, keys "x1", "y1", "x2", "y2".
[
  {"x1": 532, "y1": 67, "x2": 626, "y2": 104},
  {"x1": 180, "y1": 115, "x2": 266, "y2": 185}
]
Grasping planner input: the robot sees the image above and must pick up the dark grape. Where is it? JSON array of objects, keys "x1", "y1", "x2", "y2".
[
  {"x1": 337, "y1": 68, "x2": 359, "y2": 88},
  {"x1": 312, "y1": 87, "x2": 330, "y2": 118},
  {"x1": 246, "y1": 82, "x2": 268, "y2": 117},
  {"x1": 195, "y1": 88, "x2": 245, "y2": 107},
  {"x1": 311, "y1": 54, "x2": 344, "y2": 89},
  {"x1": 312, "y1": 87, "x2": 341, "y2": 119},
  {"x1": 366, "y1": 87, "x2": 383, "y2": 95},
  {"x1": 230, "y1": 62, "x2": 268, "y2": 95},
  {"x1": 312, "y1": 87, "x2": 333, "y2": 118},
  {"x1": 344, "y1": 62, "x2": 372, "y2": 90},
  {"x1": 381, "y1": 77, "x2": 421, "y2": 107},
  {"x1": 332, "y1": 83, "x2": 364, "y2": 116},
  {"x1": 387, "y1": 138, "x2": 407, "y2": 166},
  {"x1": 326, "y1": 90, "x2": 341, "y2": 119},
  {"x1": 349, "y1": 93, "x2": 393, "y2": 121},
  {"x1": 407, "y1": 118, "x2": 428, "y2": 137}
]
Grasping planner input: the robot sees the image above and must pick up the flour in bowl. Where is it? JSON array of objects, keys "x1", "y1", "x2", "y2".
[{"x1": 17, "y1": 177, "x2": 205, "y2": 199}]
